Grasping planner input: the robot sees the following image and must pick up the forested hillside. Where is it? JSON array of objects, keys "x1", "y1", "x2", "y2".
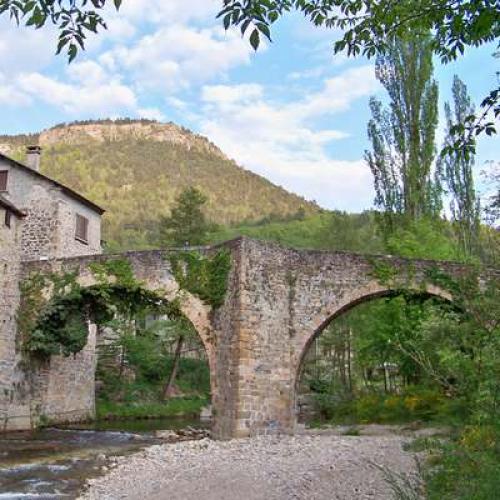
[{"x1": 0, "y1": 119, "x2": 317, "y2": 249}]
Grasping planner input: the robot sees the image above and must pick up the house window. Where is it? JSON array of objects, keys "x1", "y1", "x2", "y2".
[
  {"x1": 0, "y1": 171, "x2": 8, "y2": 191},
  {"x1": 4, "y1": 210, "x2": 11, "y2": 228},
  {"x1": 75, "y1": 214, "x2": 89, "y2": 243}
]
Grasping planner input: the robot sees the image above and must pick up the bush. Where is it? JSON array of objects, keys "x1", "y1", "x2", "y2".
[
  {"x1": 425, "y1": 426, "x2": 500, "y2": 500},
  {"x1": 313, "y1": 387, "x2": 452, "y2": 425}
]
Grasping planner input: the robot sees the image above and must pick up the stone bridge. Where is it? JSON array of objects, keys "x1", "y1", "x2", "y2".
[{"x1": 10, "y1": 237, "x2": 472, "y2": 438}]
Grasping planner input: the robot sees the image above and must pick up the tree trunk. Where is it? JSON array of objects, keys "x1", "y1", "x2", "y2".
[{"x1": 162, "y1": 335, "x2": 184, "y2": 400}]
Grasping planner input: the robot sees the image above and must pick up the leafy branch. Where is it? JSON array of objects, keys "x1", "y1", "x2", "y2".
[{"x1": 0, "y1": 0, "x2": 122, "y2": 61}]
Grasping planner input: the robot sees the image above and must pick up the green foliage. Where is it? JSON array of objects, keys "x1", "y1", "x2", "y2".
[
  {"x1": 209, "y1": 210, "x2": 386, "y2": 253},
  {"x1": 385, "y1": 218, "x2": 461, "y2": 260},
  {"x1": 89, "y1": 258, "x2": 137, "y2": 286},
  {"x1": 366, "y1": 31, "x2": 440, "y2": 226},
  {"x1": 368, "y1": 259, "x2": 399, "y2": 286},
  {"x1": 0, "y1": 0, "x2": 119, "y2": 62},
  {"x1": 313, "y1": 387, "x2": 454, "y2": 425},
  {"x1": 18, "y1": 259, "x2": 178, "y2": 357},
  {"x1": 169, "y1": 250, "x2": 231, "y2": 307},
  {"x1": 418, "y1": 425, "x2": 500, "y2": 500},
  {"x1": 96, "y1": 397, "x2": 208, "y2": 421},
  {"x1": 96, "y1": 316, "x2": 210, "y2": 420},
  {"x1": 219, "y1": 1, "x2": 500, "y2": 63},
  {"x1": 159, "y1": 186, "x2": 210, "y2": 247}
]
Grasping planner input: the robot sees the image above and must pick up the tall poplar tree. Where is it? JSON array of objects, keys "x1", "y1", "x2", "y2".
[
  {"x1": 365, "y1": 32, "x2": 440, "y2": 229},
  {"x1": 439, "y1": 76, "x2": 481, "y2": 258}
]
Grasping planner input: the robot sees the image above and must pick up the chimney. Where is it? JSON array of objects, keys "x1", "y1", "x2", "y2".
[{"x1": 26, "y1": 145, "x2": 42, "y2": 172}]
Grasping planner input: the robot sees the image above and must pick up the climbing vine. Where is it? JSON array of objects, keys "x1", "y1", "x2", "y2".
[
  {"x1": 18, "y1": 259, "x2": 180, "y2": 358},
  {"x1": 424, "y1": 266, "x2": 461, "y2": 297},
  {"x1": 368, "y1": 258, "x2": 399, "y2": 286},
  {"x1": 168, "y1": 250, "x2": 231, "y2": 308}
]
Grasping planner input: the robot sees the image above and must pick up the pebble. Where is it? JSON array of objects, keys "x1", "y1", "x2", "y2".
[{"x1": 80, "y1": 433, "x2": 421, "y2": 500}]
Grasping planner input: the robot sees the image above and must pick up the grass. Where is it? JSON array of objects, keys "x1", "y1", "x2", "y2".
[{"x1": 96, "y1": 396, "x2": 209, "y2": 420}]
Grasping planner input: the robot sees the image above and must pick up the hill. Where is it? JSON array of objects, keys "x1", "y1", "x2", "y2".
[{"x1": 0, "y1": 119, "x2": 317, "y2": 250}]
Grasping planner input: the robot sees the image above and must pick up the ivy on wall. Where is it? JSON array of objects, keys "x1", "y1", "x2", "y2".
[
  {"x1": 168, "y1": 250, "x2": 231, "y2": 308},
  {"x1": 18, "y1": 259, "x2": 180, "y2": 358},
  {"x1": 368, "y1": 258, "x2": 399, "y2": 286}
]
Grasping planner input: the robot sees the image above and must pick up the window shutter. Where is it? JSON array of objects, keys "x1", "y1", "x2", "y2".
[
  {"x1": 0, "y1": 171, "x2": 8, "y2": 191},
  {"x1": 75, "y1": 214, "x2": 89, "y2": 242}
]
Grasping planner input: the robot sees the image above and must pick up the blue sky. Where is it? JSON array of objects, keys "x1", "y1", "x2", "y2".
[{"x1": 0, "y1": 0, "x2": 498, "y2": 211}]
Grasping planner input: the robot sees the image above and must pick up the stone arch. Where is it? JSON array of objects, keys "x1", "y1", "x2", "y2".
[
  {"x1": 293, "y1": 280, "x2": 452, "y2": 408},
  {"x1": 71, "y1": 264, "x2": 217, "y2": 398},
  {"x1": 69, "y1": 262, "x2": 214, "y2": 357},
  {"x1": 24, "y1": 258, "x2": 218, "y2": 428}
]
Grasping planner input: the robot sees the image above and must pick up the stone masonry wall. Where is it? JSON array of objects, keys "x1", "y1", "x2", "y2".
[
  {"x1": 0, "y1": 210, "x2": 31, "y2": 431},
  {"x1": 0, "y1": 157, "x2": 101, "y2": 260}
]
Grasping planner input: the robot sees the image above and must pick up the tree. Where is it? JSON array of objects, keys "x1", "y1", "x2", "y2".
[
  {"x1": 159, "y1": 187, "x2": 210, "y2": 247},
  {"x1": 218, "y1": 1, "x2": 499, "y2": 59},
  {"x1": 439, "y1": 76, "x2": 481, "y2": 258},
  {"x1": 365, "y1": 32, "x2": 440, "y2": 227}
]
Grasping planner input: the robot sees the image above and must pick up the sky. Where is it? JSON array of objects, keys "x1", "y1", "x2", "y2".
[{"x1": 0, "y1": 0, "x2": 498, "y2": 212}]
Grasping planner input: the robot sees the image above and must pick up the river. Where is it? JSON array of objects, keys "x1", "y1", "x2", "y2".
[{"x1": 0, "y1": 417, "x2": 206, "y2": 499}]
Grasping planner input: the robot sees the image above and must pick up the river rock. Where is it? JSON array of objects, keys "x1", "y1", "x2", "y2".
[
  {"x1": 155, "y1": 427, "x2": 211, "y2": 442},
  {"x1": 200, "y1": 405, "x2": 212, "y2": 420}
]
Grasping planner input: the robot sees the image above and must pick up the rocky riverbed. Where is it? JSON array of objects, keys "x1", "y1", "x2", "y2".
[{"x1": 81, "y1": 430, "x2": 422, "y2": 500}]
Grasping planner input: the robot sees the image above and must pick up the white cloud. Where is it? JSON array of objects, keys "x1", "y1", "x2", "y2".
[
  {"x1": 0, "y1": 0, "x2": 253, "y2": 120},
  {"x1": 118, "y1": 0, "x2": 220, "y2": 25},
  {"x1": 67, "y1": 61, "x2": 109, "y2": 86},
  {"x1": 0, "y1": 72, "x2": 31, "y2": 106},
  {"x1": 0, "y1": 20, "x2": 55, "y2": 74},
  {"x1": 103, "y1": 24, "x2": 252, "y2": 92},
  {"x1": 196, "y1": 66, "x2": 378, "y2": 211},
  {"x1": 17, "y1": 72, "x2": 138, "y2": 115},
  {"x1": 297, "y1": 66, "x2": 378, "y2": 117}
]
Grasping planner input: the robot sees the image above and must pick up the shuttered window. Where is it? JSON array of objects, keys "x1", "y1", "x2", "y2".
[
  {"x1": 75, "y1": 214, "x2": 89, "y2": 243},
  {"x1": 4, "y1": 210, "x2": 11, "y2": 228},
  {"x1": 0, "y1": 171, "x2": 8, "y2": 191}
]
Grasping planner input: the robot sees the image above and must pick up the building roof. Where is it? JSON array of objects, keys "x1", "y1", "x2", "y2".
[
  {"x1": 0, "y1": 152, "x2": 105, "y2": 215},
  {"x1": 0, "y1": 194, "x2": 26, "y2": 218}
]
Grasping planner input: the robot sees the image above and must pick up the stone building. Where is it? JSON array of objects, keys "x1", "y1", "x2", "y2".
[
  {"x1": 0, "y1": 147, "x2": 104, "y2": 431},
  {"x1": 0, "y1": 147, "x2": 103, "y2": 259}
]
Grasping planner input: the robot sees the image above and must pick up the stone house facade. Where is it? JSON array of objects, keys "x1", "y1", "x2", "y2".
[
  {"x1": 0, "y1": 147, "x2": 104, "y2": 431},
  {"x1": 0, "y1": 147, "x2": 103, "y2": 259}
]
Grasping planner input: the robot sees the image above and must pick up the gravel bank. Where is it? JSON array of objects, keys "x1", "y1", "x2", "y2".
[{"x1": 81, "y1": 433, "x2": 418, "y2": 500}]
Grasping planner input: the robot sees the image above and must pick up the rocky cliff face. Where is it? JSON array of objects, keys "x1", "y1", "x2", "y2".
[
  {"x1": 38, "y1": 121, "x2": 226, "y2": 159},
  {"x1": 1, "y1": 120, "x2": 228, "y2": 160}
]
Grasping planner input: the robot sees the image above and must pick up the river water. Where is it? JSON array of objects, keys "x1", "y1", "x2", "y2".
[{"x1": 0, "y1": 417, "x2": 206, "y2": 499}]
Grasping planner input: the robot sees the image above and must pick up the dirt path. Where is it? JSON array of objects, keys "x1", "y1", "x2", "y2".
[{"x1": 81, "y1": 432, "x2": 420, "y2": 500}]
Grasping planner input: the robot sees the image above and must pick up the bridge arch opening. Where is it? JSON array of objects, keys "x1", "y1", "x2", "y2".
[
  {"x1": 294, "y1": 285, "x2": 454, "y2": 426},
  {"x1": 25, "y1": 272, "x2": 214, "y2": 427}
]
